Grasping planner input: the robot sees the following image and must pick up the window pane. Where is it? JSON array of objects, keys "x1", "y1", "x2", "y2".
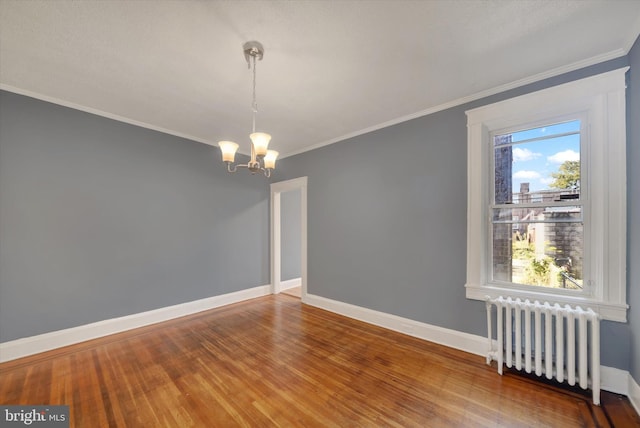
[
  {"x1": 492, "y1": 220, "x2": 583, "y2": 289},
  {"x1": 494, "y1": 121, "x2": 580, "y2": 204},
  {"x1": 494, "y1": 143, "x2": 513, "y2": 204},
  {"x1": 511, "y1": 121, "x2": 581, "y2": 144}
]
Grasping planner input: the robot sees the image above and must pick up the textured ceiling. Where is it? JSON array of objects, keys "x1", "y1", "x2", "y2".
[{"x1": 1, "y1": 1, "x2": 640, "y2": 158}]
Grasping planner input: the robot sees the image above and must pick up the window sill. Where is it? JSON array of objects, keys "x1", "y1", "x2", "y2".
[{"x1": 465, "y1": 283, "x2": 628, "y2": 322}]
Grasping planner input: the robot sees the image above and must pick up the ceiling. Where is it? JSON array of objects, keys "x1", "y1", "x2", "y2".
[{"x1": 1, "y1": 1, "x2": 640, "y2": 158}]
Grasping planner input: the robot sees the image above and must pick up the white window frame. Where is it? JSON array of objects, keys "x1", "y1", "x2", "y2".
[{"x1": 465, "y1": 67, "x2": 628, "y2": 322}]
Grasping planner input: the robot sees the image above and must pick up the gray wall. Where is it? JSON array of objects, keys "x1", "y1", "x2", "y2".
[
  {"x1": 628, "y1": 36, "x2": 640, "y2": 383},
  {"x1": 281, "y1": 189, "x2": 301, "y2": 281},
  {"x1": 1, "y1": 38, "x2": 638, "y2": 376},
  {"x1": 0, "y1": 91, "x2": 270, "y2": 342},
  {"x1": 273, "y1": 55, "x2": 634, "y2": 370}
]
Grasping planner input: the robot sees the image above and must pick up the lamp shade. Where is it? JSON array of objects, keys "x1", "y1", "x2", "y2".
[
  {"x1": 218, "y1": 141, "x2": 239, "y2": 163},
  {"x1": 250, "y1": 132, "x2": 271, "y2": 157},
  {"x1": 264, "y1": 150, "x2": 279, "y2": 169}
]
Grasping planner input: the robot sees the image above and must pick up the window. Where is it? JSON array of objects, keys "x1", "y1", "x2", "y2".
[
  {"x1": 492, "y1": 119, "x2": 584, "y2": 290},
  {"x1": 465, "y1": 68, "x2": 628, "y2": 322}
]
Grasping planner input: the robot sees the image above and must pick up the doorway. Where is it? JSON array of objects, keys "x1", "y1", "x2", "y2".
[{"x1": 270, "y1": 177, "x2": 307, "y2": 300}]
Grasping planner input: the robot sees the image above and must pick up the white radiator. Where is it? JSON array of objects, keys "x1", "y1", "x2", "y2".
[{"x1": 485, "y1": 296, "x2": 601, "y2": 405}]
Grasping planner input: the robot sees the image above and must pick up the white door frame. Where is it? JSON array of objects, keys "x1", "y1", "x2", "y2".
[{"x1": 270, "y1": 176, "x2": 308, "y2": 300}]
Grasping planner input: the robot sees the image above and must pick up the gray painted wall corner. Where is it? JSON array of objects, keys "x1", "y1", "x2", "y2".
[
  {"x1": 280, "y1": 188, "x2": 302, "y2": 281},
  {"x1": 627, "y1": 34, "x2": 640, "y2": 382},
  {"x1": 276, "y1": 55, "x2": 634, "y2": 370},
  {"x1": 0, "y1": 91, "x2": 270, "y2": 342}
]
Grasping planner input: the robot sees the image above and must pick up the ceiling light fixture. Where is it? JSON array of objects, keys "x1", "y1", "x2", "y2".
[{"x1": 218, "y1": 41, "x2": 278, "y2": 177}]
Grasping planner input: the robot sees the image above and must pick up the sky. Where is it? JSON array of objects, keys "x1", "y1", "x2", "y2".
[{"x1": 497, "y1": 120, "x2": 580, "y2": 194}]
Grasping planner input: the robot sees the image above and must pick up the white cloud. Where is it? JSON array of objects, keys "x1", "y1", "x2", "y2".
[
  {"x1": 514, "y1": 170, "x2": 541, "y2": 179},
  {"x1": 548, "y1": 149, "x2": 579, "y2": 164},
  {"x1": 513, "y1": 147, "x2": 541, "y2": 162},
  {"x1": 540, "y1": 177, "x2": 554, "y2": 186}
]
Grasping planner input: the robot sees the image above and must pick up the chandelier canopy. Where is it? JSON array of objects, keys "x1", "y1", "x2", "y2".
[{"x1": 218, "y1": 41, "x2": 278, "y2": 177}]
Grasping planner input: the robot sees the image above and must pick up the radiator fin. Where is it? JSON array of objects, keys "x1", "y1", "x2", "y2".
[{"x1": 485, "y1": 296, "x2": 600, "y2": 405}]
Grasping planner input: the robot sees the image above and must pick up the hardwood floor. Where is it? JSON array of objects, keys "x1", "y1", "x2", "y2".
[
  {"x1": 1, "y1": 294, "x2": 639, "y2": 427},
  {"x1": 281, "y1": 286, "x2": 301, "y2": 298}
]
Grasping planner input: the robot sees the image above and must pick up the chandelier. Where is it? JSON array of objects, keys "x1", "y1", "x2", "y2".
[{"x1": 218, "y1": 41, "x2": 278, "y2": 177}]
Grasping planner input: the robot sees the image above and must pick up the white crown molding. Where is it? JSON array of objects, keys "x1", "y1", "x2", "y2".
[
  {"x1": 623, "y1": 16, "x2": 640, "y2": 53},
  {"x1": 0, "y1": 84, "x2": 219, "y2": 147},
  {"x1": 0, "y1": 285, "x2": 271, "y2": 363},
  {"x1": 281, "y1": 49, "x2": 628, "y2": 159},
  {"x1": 0, "y1": 45, "x2": 629, "y2": 162}
]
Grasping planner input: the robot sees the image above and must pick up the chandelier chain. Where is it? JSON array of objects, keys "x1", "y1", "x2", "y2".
[{"x1": 252, "y1": 55, "x2": 257, "y2": 133}]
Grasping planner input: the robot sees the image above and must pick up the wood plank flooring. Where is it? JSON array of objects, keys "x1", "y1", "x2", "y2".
[
  {"x1": 1, "y1": 294, "x2": 639, "y2": 427},
  {"x1": 281, "y1": 286, "x2": 301, "y2": 298}
]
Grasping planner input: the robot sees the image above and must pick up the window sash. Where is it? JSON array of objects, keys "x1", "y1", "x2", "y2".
[{"x1": 488, "y1": 120, "x2": 586, "y2": 293}]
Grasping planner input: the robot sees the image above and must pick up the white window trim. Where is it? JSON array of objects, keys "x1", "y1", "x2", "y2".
[{"x1": 465, "y1": 67, "x2": 628, "y2": 322}]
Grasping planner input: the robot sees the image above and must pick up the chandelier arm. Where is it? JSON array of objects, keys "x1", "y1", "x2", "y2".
[
  {"x1": 233, "y1": 162, "x2": 271, "y2": 178},
  {"x1": 235, "y1": 162, "x2": 263, "y2": 173}
]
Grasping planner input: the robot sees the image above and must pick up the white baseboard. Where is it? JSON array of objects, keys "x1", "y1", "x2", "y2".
[
  {"x1": 280, "y1": 277, "x2": 302, "y2": 291},
  {"x1": 0, "y1": 285, "x2": 271, "y2": 363},
  {"x1": 1, "y1": 286, "x2": 634, "y2": 402},
  {"x1": 303, "y1": 293, "x2": 631, "y2": 398},
  {"x1": 304, "y1": 293, "x2": 488, "y2": 356},
  {"x1": 629, "y1": 373, "x2": 640, "y2": 414},
  {"x1": 601, "y1": 366, "x2": 629, "y2": 395}
]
